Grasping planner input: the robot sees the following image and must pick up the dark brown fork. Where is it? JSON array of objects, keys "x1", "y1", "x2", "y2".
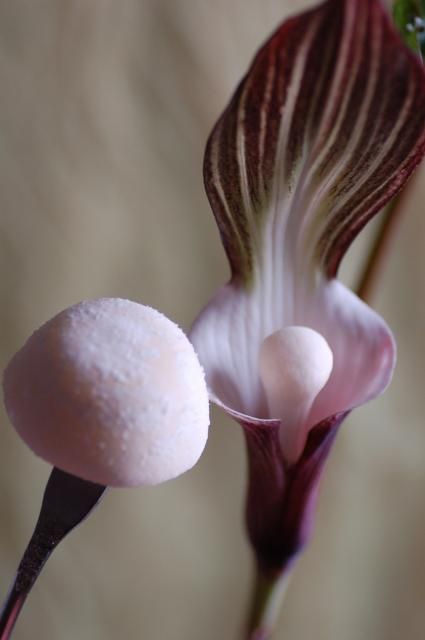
[{"x1": 0, "y1": 467, "x2": 106, "y2": 639}]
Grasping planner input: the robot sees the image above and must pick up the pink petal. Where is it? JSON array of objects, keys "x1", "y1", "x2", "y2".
[
  {"x1": 299, "y1": 279, "x2": 396, "y2": 427},
  {"x1": 190, "y1": 282, "x2": 283, "y2": 420},
  {"x1": 190, "y1": 277, "x2": 395, "y2": 455}
]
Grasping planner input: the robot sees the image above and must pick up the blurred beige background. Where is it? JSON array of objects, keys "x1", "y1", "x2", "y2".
[{"x1": 0, "y1": 1, "x2": 424, "y2": 639}]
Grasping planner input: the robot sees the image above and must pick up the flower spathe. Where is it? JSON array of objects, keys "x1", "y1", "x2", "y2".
[{"x1": 190, "y1": 0, "x2": 425, "y2": 573}]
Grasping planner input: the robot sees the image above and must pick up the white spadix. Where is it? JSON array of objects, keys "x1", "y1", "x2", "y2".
[{"x1": 259, "y1": 326, "x2": 333, "y2": 465}]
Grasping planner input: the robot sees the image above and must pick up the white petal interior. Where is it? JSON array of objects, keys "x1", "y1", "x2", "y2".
[
  {"x1": 190, "y1": 272, "x2": 395, "y2": 443},
  {"x1": 297, "y1": 279, "x2": 396, "y2": 427}
]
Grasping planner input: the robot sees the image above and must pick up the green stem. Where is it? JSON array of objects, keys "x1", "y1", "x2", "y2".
[{"x1": 245, "y1": 567, "x2": 292, "y2": 640}]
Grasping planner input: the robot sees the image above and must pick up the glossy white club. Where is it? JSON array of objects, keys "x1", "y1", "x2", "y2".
[{"x1": 259, "y1": 326, "x2": 333, "y2": 464}]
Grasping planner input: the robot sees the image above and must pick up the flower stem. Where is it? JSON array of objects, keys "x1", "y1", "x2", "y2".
[
  {"x1": 356, "y1": 173, "x2": 419, "y2": 302},
  {"x1": 245, "y1": 567, "x2": 291, "y2": 640}
]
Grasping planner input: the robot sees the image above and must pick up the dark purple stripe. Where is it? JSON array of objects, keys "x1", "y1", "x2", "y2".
[{"x1": 203, "y1": 0, "x2": 425, "y2": 282}]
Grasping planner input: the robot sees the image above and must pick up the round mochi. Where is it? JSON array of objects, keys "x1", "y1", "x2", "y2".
[{"x1": 3, "y1": 298, "x2": 210, "y2": 487}]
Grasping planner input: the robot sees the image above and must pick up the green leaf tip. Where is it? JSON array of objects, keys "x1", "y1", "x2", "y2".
[{"x1": 393, "y1": 0, "x2": 425, "y2": 58}]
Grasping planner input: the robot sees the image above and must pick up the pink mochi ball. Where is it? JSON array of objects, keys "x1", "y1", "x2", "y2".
[{"x1": 3, "y1": 298, "x2": 210, "y2": 487}]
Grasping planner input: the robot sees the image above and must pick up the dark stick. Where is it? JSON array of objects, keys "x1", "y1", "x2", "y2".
[
  {"x1": 0, "y1": 589, "x2": 26, "y2": 640},
  {"x1": 0, "y1": 467, "x2": 106, "y2": 639}
]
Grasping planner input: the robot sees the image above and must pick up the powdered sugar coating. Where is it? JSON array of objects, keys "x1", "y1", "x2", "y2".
[{"x1": 3, "y1": 298, "x2": 210, "y2": 486}]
